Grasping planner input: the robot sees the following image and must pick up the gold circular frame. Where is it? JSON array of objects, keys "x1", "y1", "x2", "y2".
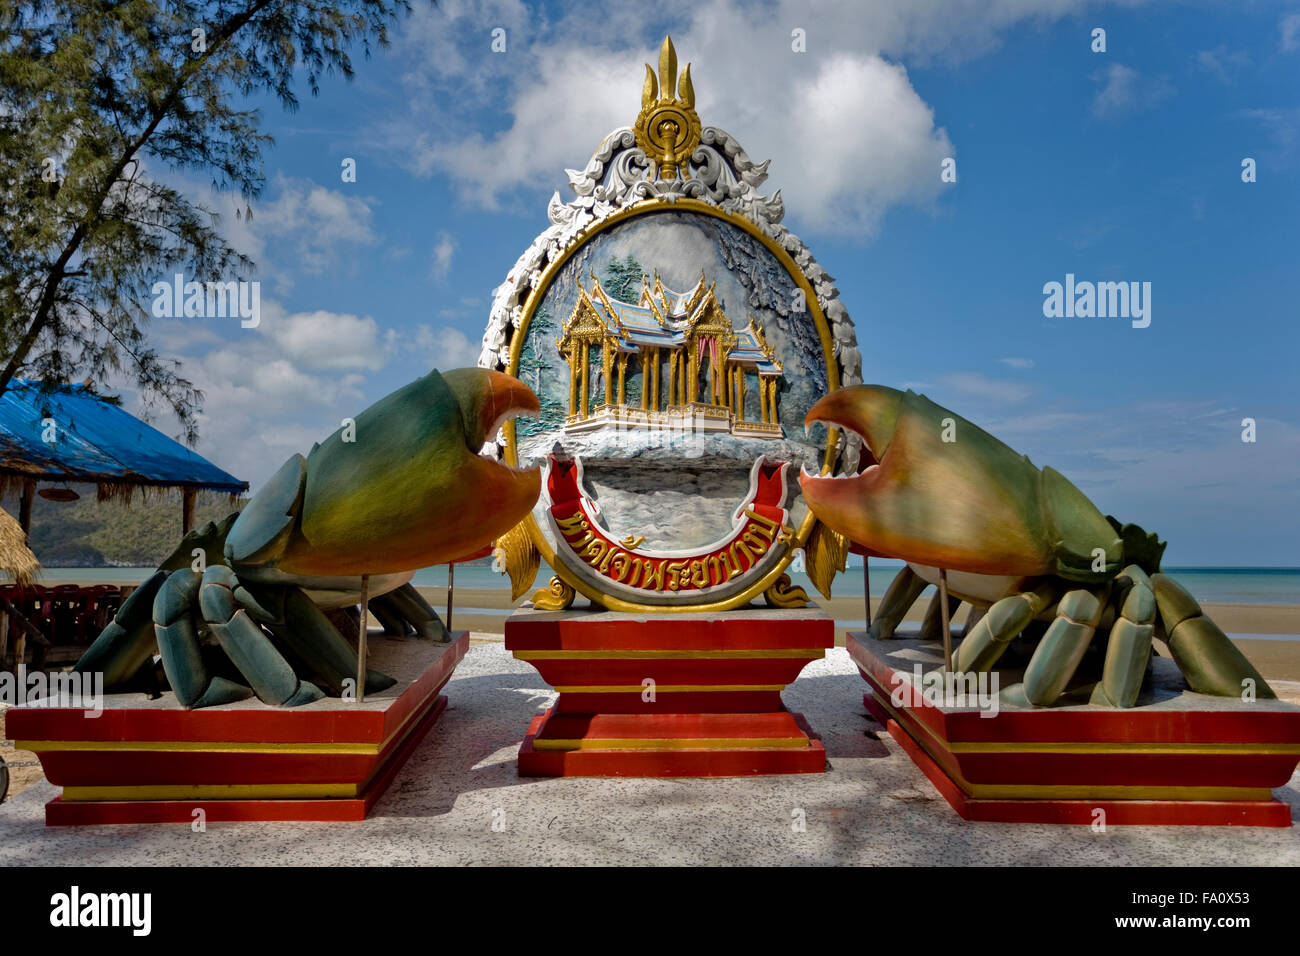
[{"x1": 503, "y1": 197, "x2": 841, "y2": 612}]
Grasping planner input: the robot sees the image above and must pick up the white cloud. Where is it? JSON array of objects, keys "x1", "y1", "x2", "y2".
[
  {"x1": 417, "y1": 325, "x2": 481, "y2": 369},
  {"x1": 412, "y1": 43, "x2": 647, "y2": 210},
  {"x1": 1091, "y1": 63, "x2": 1173, "y2": 119},
  {"x1": 1194, "y1": 47, "x2": 1249, "y2": 85},
  {"x1": 174, "y1": 336, "x2": 371, "y2": 489},
  {"x1": 200, "y1": 348, "x2": 364, "y2": 408},
  {"x1": 438, "y1": 296, "x2": 484, "y2": 321},
  {"x1": 383, "y1": 0, "x2": 1131, "y2": 237},
  {"x1": 983, "y1": 410, "x2": 1091, "y2": 437},
  {"x1": 250, "y1": 175, "x2": 378, "y2": 275},
  {"x1": 430, "y1": 232, "x2": 456, "y2": 281},
  {"x1": 997, "y1": 357, "x2": 1035, "y2": 369},
  {"x1": 1241, "y1": 107, "x2": 1300, "y2": 154},
  {"x1": 261, "y1": 304, "x2": 394, "y2": 372},
  {"x1": 121, "y1": 302, "x2": 403, "y2": 489},
  {"x1": 935, "y1": 371, "x2": 1031, "y2": 405},
  {"x1": 165, "y1": 174, "x2": 382, "y2": 297},
  {"x1": 149, "y1": 322, "x2": 225, "y2": 355},
  {"x1": 774, "y1": 54, "x2": 953, "y2": 234},
  {"x1": 1282, "y1": 12, "x2": 1300, "y2": 52}
]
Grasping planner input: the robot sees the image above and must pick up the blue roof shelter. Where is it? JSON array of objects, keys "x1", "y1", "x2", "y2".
[{"x1": 0, "y1": 380, "x2": 247, "y2": 532}]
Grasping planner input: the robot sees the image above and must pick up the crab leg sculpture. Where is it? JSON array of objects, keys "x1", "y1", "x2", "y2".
[
  {"x1": 76, "y1": 368, "x2": 540, "y2": 708},
  {"x1": 800, "y1": 385, "x2": 1275, "y2": 708}
]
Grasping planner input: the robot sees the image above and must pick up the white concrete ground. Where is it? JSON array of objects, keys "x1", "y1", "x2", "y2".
[{"x1": 1, "y1": 644, "x2": 1297, "y2": 866}]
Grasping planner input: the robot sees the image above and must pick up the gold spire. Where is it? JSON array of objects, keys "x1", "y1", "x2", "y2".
[{"x1": 634, "y1": 36, "x2": 702, "y2": 180}]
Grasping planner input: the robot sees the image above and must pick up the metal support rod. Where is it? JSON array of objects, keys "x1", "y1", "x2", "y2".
[
  {"x1": 356, "y1": 574, "x2": 370, "y2": 703},
  {"x1": 447, "y1": 562, "x2": 455, "y2": 632},
  {"x1": 939, "y1": 568, "x2": 953, "y2": 671},
  {"x1": 863, "y1": 555, "x2": 871, "y2": 629}
]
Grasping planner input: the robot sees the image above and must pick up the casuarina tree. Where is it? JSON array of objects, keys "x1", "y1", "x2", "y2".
[{"x1": 0, "y1": 0, "x2": 417, "y2": 442}]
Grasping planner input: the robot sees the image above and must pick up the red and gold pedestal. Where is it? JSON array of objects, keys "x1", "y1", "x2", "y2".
[
  {"x1": 6, "y1": 633, "x2": 468, "y2": 825},
  {"x1": 505, "y1": 605, "x2": 832, "y2": 776},
  {"x1": 849, "y1": 632, "x2": 1300, "y2": 827}
]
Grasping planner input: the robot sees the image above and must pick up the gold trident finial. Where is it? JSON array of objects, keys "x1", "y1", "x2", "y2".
[{"x1": 634, "y1": 36, "x2": 701, "y2": 180}]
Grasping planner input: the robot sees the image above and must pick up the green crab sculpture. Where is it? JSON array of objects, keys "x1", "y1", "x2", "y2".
[
  {"x1": 76, "y1": 368, "x2": 541, "y2": 708},
  {"x1": 800, "y1": 385, "x2": 1275, "y2": 708}
]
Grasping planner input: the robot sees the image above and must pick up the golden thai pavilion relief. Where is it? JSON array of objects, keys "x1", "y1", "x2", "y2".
[{"x1": 556, "y1": 269, "x2": 785, "y2": 441}]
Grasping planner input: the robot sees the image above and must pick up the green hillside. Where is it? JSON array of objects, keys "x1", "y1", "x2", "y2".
[{"x1": 4, "y1": 485, "x2": 245, "y2": 567}]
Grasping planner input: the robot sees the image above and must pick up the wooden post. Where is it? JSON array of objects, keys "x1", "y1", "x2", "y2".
[
  {"x1": 181, "y1": 488, "x2": 196, "y2": 534},
  {"x1": 446, "y1": 562, "x2": 455, "y2": 631},
  {"x1": 939, "y1": 569, "x2": 953, "y2": 671},
  {"x1": 863, "y1": 555, "x2": 871, "y2": 629},
  {"x1": 18, "y1": 479, "x2": 34, "y2": 537},
  {"x1": 356, "y1": 575, "x2": 370, "y2": 703}
]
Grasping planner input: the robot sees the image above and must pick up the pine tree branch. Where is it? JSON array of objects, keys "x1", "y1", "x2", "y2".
[{"x1": 0, "y1": 0, "x2": 277, "y2": 394}]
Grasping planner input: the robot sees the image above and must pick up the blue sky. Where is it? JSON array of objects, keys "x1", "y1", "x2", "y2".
[{"x1": 136, "y1": 0, "x2": 1300, "y2": 566}]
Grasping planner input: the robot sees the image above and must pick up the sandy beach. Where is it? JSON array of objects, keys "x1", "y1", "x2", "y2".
[
  {"x1": 3, "y1": 643, "x2": 1297, "y2": 866},
  {"x1": 414, "y1": 586, "x2": 1300, "y2": 683}
]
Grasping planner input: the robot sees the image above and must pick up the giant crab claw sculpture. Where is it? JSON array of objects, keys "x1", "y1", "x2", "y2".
[
  {"x1": 77, "y1": 368, "x2": 541, "y2": 709},
  {"x1": 800, "y1": 385, "x2": 1275, "y2": 708}
]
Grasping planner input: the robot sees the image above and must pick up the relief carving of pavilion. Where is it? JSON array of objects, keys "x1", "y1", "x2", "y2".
[{"x1": 556, "y1": 270, "x2": 784, "y2": 438}]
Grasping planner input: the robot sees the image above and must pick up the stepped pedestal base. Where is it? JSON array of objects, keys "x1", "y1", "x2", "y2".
[
  {"x1": 506, "y1": 605, "x2": 832, "y2": 777},
  {"x1": 849, "y1": 632, "x2": 1300, "y2": 827},
  {"x1": 7, "y1": 633, "x2": 468, "y2": 825}
]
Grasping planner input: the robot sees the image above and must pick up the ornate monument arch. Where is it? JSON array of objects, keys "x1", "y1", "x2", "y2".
[{"x1": 483, "y1": 36, "x2": 861, "y2": 613}]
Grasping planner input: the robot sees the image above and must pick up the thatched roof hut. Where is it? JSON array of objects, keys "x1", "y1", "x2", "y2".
[{"x1": 0, "y1": 506, "x2": 39, "y2": 587}]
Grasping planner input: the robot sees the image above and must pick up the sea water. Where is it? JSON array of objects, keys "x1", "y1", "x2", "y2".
[{"x1": 34, "y1": 563, "x2": 1300, "y2": 605}]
